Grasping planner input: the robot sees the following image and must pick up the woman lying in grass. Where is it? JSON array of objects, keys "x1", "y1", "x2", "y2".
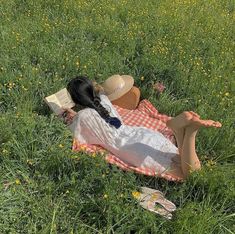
[{"x1": 64, "y1": 76, "x2": 222, "y2": 180}]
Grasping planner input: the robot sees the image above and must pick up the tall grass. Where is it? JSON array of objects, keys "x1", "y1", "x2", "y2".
[{"x1": 0, "y1": 0, "x2": 234, "y2": 233}]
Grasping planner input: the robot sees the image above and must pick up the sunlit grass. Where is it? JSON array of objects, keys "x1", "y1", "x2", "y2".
[{"x1": 0, "y1": 0, "x2": 234, "y2": 233}]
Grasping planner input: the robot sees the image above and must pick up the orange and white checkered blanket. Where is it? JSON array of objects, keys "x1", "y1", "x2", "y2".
[{"x1": 72, "y1": 99, "x2": 182, "y2": 181}]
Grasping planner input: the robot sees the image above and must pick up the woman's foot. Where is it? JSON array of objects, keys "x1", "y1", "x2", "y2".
[
  {"x1": 166, "y1": 111, "x2": 195, "y2": 131},
  {"x1": 189, "y1": 111, "x2": 200, "y2": 118},
  {"x1": 166, "y1": 112, "x2": 221, "y2": 153},
  {"x1": 167, "y1": 111, "x2": 222, "y2": 132},
  {"x1": 187, "y1": 117, "x2": 222, "y2": 131}
]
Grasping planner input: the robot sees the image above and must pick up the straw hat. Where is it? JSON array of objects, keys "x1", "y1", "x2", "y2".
[{"x1": 101, "y1": 74, "x2": 134, "y2": 101}]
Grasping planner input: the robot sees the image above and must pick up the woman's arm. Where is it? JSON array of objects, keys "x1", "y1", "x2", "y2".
[{"x1": 61, "y1": 107, "x2": 77, "y2": 125}]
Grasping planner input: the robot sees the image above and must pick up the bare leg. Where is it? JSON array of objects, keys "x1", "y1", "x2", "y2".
[
  {"x1": 167, "y1": 113, "x2": 222, "y2": 178},
  {"x1": 166, "y1": 111, "x2": 193, "y2": 154},
  {"x1": 174, "y1": 128, "x2": 185, "y2": 155},
  {"x1": 180, "y1": 118, "x2": 221, "y2": 177},
  {"x1": 180, "y1": 125, "x2": 200, "y2": 177}
]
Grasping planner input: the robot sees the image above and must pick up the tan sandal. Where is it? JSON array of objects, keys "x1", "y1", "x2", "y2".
[{"x1": 133, "y1": 187, "x2": 176, "y2": 219}]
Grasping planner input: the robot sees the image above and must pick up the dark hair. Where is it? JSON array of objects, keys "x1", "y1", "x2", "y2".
[{"x1": 67, "y1": 76, "x2": 121, "y2": 128}]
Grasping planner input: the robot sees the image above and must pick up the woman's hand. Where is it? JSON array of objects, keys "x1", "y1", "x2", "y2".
[{"x1": 61, "y1": 107, "x2": 77, "y2": 125}]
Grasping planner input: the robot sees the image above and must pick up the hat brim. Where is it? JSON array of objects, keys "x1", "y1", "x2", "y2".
[{"x1": 104, "y1": 75, "x2": 134, "y2": 101}]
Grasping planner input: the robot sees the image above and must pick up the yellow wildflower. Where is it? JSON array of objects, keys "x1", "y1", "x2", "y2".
[
  {"x1": 80, "y1": 145, "x2": 85, "y2": 151},
  {"x1": 15, "y1": 179, "x2": 21, "y2": 185},
  {"x1": 132, "y1": 191, "x2": 141, "y2": 199},
  {"x1": 206, "y1": 159, "x2": 216, "y2": 167},
  {"x1": 26, "y1": 159, "x2": 33, "y2": 165},
  {"x1": 103, "y1": 194, "x2": 108, "y2": 199},
  {"x1": 140, "y1": 76, "x2": 144, "y2": 81},
  {"x1": 59, "y1": 144, "x2": 64, "y2": 148},
  {"x1": 2, "y1": 149, "x2": 8, "y2": 154}
]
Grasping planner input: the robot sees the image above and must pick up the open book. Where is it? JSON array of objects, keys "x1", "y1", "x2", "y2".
[{"x1": 44, "y1": 88, "x2": 75, "y2": 115}]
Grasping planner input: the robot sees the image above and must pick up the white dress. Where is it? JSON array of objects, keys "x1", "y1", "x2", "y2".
[{"x1": 71, "y1": 95, "x2": 178, "y2": 174}]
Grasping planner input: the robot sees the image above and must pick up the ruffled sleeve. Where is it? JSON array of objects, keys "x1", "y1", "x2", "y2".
[{"x1": 72, "y1": 108, "x2": 119, "y2": 148}]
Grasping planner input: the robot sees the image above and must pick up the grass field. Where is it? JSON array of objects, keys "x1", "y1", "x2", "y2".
[{"x1": 0, "y1": 0, "x2": 234, "y2": 233}]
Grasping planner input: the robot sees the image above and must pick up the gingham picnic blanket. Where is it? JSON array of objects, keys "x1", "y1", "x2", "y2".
[{"x1": 72, "y1": 99, "x2": 182, "y2": 181}]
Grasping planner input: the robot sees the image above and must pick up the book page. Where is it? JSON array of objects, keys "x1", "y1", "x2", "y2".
[
  {"x1": 45, "y1": 88, "x2": 75, "y2": 115},
  {"x1": 55, "y1": 88, "x2": 75, "y2": 109}
]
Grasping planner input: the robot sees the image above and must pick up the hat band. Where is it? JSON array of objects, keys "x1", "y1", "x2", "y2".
[{"x1": 106, "y1": 82, "x2": 125, "y2": 95}]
